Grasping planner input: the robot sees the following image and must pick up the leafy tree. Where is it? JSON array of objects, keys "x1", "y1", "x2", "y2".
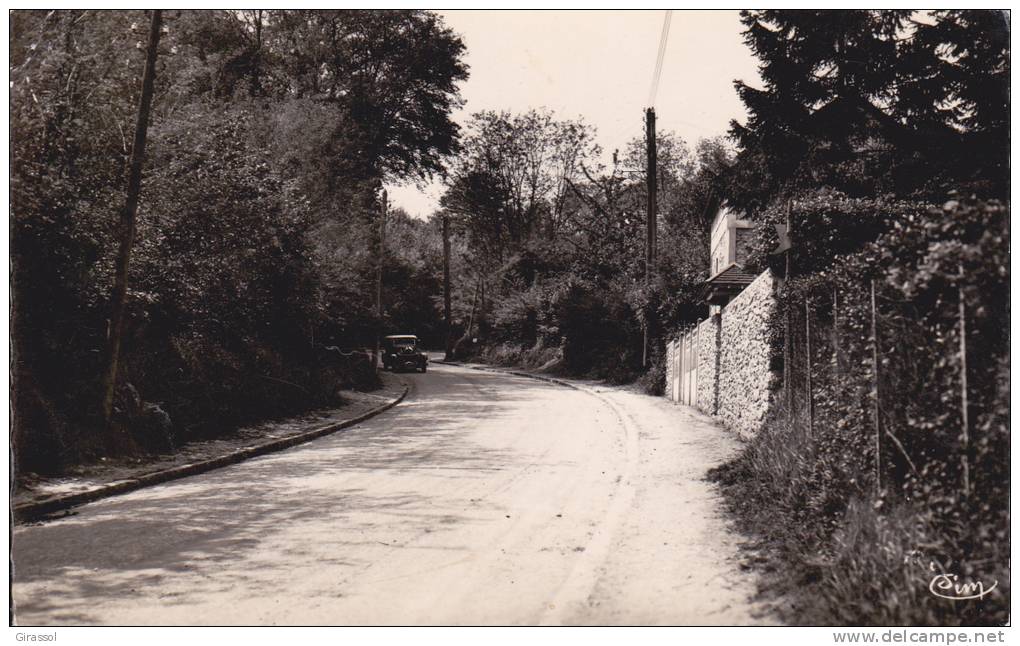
[
  {"x1": 12, "y1": 10, "x2": 150, "y2": 466},
  {"x1": 440, "y1": 109, "x2": 731, "y2": 383},
  {"x1": 378, "y1": 208, "x2": 446, "y2": 346},
  {"x1": 262, "y1": 10, "x2": 468, "y2": 183},
  {"x1": 442, "y1": 110, "x2": 598, "y2": 268},
  {"x1": 10, "y1": 9, "x2": 468, "y2": 473}
]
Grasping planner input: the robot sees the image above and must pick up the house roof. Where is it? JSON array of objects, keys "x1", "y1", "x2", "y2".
[
  {"x1": 703, "y1": 263, "x2": 758, "y2": 306},
  {"x1": 706, "y1": 263, "x2": 757, "y2": 287}
]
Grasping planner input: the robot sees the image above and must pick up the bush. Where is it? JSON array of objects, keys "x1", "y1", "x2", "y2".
[
  {"x1": 637, "y1": 345, "x2": 666, "y2": 396},
  {"x1": 551, "y1": 277, "x2": 641, "y2": 378}
]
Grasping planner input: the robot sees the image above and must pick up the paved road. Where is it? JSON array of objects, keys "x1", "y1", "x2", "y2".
[{"x1": 12, "y1": 363, "x2": 771, "y2": 625}]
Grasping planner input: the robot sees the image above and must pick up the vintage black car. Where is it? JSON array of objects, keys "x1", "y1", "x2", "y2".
[{"x1": 382, "y1": 335, "x2": 428, "y2": 373}]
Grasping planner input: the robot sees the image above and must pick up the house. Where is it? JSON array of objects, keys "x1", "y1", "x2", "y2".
[
  {"x1": 665, "y1": 204, "x2": 781, "y2": 440},
  {"x1": 704, "y1": 205, "x2": 757, "y2": 307}
]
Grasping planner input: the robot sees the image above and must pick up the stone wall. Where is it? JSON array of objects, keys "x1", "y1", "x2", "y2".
[
  {"x1": 665, "y1": 270, "x2": 781, "y2": 439},
  {"x1": 664, "y1": 338, "x2": 676, "y2": 401},
  {"x1": 695, "y1": 315, "x2": 719, "y2": 415},
  {"x1": 716, "y1": 271, "x2": 781, "y2": 439}
]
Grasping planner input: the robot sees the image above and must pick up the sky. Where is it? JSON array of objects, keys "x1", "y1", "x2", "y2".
[{"x1": 385, "y1": 9, "x2": 763, "y2": 218}]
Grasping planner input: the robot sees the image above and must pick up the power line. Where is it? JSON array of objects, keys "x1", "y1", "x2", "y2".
[{"x1": 647, "y1": 10, "x2": 673, "y2": 107}]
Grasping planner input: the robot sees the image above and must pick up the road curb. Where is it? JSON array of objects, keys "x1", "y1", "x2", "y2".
[{"x1": 14, "y1": 383, "x2": 410, "y2": 524}]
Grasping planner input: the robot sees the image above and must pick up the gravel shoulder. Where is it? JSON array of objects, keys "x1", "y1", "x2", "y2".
[{"x1": 438, "y1": 361, "x2": 778, "y2": 625}]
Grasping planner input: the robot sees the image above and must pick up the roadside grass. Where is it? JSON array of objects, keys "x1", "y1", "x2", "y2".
[
  {"x1": 709, "y1": 408, "x2": 1009, "y2": 626},
  {"x1": 479, "y1": 341, "x2": 560, "y2": 372}
]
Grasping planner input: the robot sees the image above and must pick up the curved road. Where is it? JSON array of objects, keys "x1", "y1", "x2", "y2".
[{"x1": 13, "y1": 362, "x2": 771, "y2": 625}]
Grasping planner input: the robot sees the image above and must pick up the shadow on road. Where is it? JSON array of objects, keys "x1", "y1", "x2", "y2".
[{"x1": 12, "y1": 365, "x2": 577, "y2": 625}]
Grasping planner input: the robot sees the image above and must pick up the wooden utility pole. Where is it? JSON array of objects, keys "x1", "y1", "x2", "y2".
[
  {"x1": 102, "y1": 10, "x2": 163, "y2": 426},
  {"x1": 442, "y1": 215, "x2": 453, "y2": 360},
  {"x1": 958, "y1": 279, "x2": 971, "y2": 496},
  {"x1": 645, "y1": 108, "x2": 658, "y2": 270},
  {"x1": 373, "y1": 189, "x2": 387, "y2": 370},
  {"x1": 643, "y1": 107, "x2": 657, "y2": 368}
]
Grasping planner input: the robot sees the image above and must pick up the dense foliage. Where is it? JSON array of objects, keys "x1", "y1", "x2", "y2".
[
  {"x1": 713, "y1": 9, "x2": 1010, "y2": 626},
  {"x1": 439, "y1": 109, "x2": 729, "y2": 383},
  {"x1": 714, "y1": 198, "x2": 1009, "y2": 625},
  {"x1": 11, "y1": 10, "x2": 465, "y2": 473}
]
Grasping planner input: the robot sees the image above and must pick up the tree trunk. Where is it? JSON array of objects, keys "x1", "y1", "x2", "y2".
[{"x1": 101, "y1": 10, "x2": 163, "y2": 427}]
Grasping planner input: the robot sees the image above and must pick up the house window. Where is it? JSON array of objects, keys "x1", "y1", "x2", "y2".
[{"x1": 709, "y1": 205, "x2": 755, "y2": 277}]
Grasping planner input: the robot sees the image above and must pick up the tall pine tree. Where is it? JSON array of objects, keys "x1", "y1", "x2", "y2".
[
  {"x1": 727, "y1": 10, "x2": 1009, "y2": 212},
  {"x1": 897, "y1": 10, "x2": 1010, "y2": 197},
  {"x1": 727, "y1": 10, "x2": 911, "y2": 212}
]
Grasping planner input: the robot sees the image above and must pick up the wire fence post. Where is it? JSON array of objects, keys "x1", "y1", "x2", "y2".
[
  {"x1": 805, "y1": 298, "x2": 814, "y2": 438},
  {"x1": 784, "y1": 200, "x2": 793, "y2": 427},
  {"x1": 832, "y1": 286, "x2": 841, "y2": 388},
  {"x1": 870, "y1": 279, "x2": 883, "y2": 497},
  {"x1": 785, "y1": 300, "x2": 792, "y2": 425},
  {"x1": 958, "y1": 280, "x2": 971, "y2": 497}
]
